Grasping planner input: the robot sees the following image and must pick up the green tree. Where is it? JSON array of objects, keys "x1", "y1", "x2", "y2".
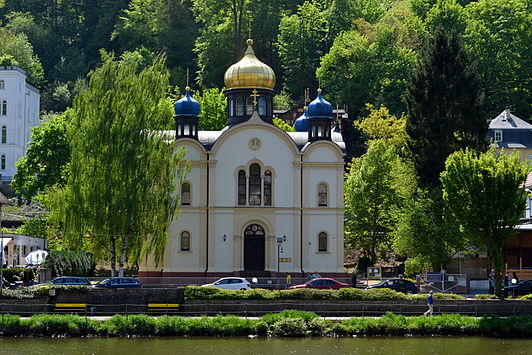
[
  {"x1": 273, "y1": 117, "x2": 295, "y2": 132},
  {"x1": 464, "y1": 0, "x2": 531, "y2": 119},
  {"x1": 344, "y1": 140, "x2": 414, "y2": 263},
  {"x1": 441, "y1": 149, "x2": 529, "y2": 297},
  {"x1": 393, "y1": 188, "x2": 463, "y2": 273},
  {"x1": 277, "y1": 1, "x2": 329, "y2": 101},
  {"x1": 12, "y1": 112, "x2": 71, "y2": 200},
  {"x1": 318, "y1": 27, "x2": 416, "y2": 157},
  {"x1": 49, "y1": 54, "x2": 188, "y2": 276},
  {"x1": 196, "y1": 88, "x2": 227, "y2": 131},
  {"x1": 355, "y1": 104, "x2": 407, "y2": 148},
  {"x1": 405, "y1": 26, "x2": 487, "y2": 188},
  {"x1": 0, "y1": 27, "x2": 44, "y2": 85}
]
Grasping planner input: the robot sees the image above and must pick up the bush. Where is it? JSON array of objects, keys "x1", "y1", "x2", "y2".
[
  {"x1": 101, "y1": 314, "x2": 157, "y2": 336},
  {"x1": 0, "y1": 268, "x2": 35, "y2": 283},
  {"x1": 256, "y1": 310, "x2": 323, "y2": 336},
  {"x1": 22, "y1": 314, "x2": 99, "y2": 336},
  {"x1": 155, "y1": 315, "x2": 188, "y2": 335},
  {"x1": 0, "y1": 314, "x2": 22, "y2": 335},
  {"x1": 519, "y1": 294, "x2": 532, "y2": 300},
  {"x1": 475, "y1": 294, "x2": 498, "y2": 300}
]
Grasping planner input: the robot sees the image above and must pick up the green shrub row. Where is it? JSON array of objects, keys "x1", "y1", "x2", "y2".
[
  {"x1": 1, "y1": 312, "x2": 532, "y2": 337},
  {"x1": 184, "y1": 286, "x2": 466, "y2": 301},
  {"x1": 0, "y1": 285, "x2": 92, "y2": 299}
]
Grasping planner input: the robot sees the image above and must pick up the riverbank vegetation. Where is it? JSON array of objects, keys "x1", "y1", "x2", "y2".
[{"x1": 1, "y1": 311, "x2": 532, "y2": 337}]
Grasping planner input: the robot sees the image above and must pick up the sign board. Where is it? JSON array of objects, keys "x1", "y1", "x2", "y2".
[
  {"x1": 367, "y1": 267, "x2": 381, "y2": 279},
  {"x1": 279, "y1": 258, "x2": 291, "y2": 263}
]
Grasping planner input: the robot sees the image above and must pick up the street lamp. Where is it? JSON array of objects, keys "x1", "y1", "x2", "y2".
[
  {"x1": 276, "y1": 235, "x2": 286, "y2": 278},
  {"x1": 0, "y1": 191, "x2": 13, "y2": 295}
]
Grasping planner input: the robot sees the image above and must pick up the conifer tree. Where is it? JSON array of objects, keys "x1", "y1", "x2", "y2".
[{"x1": 405, "y1": 26, "x2": 487, "y2": 188}]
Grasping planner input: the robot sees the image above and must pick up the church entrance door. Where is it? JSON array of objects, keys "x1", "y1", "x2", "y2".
[{"x1": 243, "y1": 224, "x2": 265, "y2": 271}]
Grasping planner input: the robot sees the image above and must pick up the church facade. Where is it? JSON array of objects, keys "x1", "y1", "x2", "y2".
[{"x1": 141, "y1": 40, "x2": 345, "y2": 277}]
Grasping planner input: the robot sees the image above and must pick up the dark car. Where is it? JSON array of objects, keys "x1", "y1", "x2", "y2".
[
  {"x1": 93, "y1": 277, "x2": 142, "y2": 289},
  {"x1": 502, "y1": 279, "x2": 532, "y2": 297},
  {"x1": 50, "y1": 276, "x2": 91, "y2": 286},
  {"x1": 288, "y1": 277, "x2": 349, "y2": 290},
  {"x1": 365, "y1": 278, "x2": 418, "y2": 294}
]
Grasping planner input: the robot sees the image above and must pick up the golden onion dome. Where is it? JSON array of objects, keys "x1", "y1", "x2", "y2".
[{"x1": 224, "y1": 39, "x2": 276, "y2": 90}]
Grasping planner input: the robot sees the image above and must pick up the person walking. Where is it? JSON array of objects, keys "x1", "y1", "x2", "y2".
[
  {"x1": 286, "y1": 274, "x2": 292, "y2": 289},
  {"x1": 351, "y1": 273, "x2": 357, "y2": 288},
  {"x1": 504, "y1": 272, "x2": 510, "y2": 287},
  {"x1": 424, "y1": 291, "x2": 434, "y2": 316}
]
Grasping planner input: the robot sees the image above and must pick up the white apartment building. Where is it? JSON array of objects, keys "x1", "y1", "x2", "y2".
[{"x1": 0, "y1": 66, "x2": 40, "y2": 182}]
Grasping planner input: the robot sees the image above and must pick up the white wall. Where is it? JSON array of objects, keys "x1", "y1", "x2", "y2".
[{"x1": 0, "y1": 66, "x2": 40, "y2": 181}]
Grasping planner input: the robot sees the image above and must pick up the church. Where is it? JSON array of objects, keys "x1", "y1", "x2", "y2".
[{"x1": 141, "y1": 39, "x2": 346, "y2": 278}]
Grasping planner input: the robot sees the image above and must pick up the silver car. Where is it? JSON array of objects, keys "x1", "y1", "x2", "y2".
[{"x1": 202, "y1": 277, "x2": 251, "y2": 290}]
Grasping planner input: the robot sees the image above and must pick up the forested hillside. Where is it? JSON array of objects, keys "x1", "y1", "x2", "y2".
[{"x1": 0, "y1": 0, "x2": 529, "y2": 123}]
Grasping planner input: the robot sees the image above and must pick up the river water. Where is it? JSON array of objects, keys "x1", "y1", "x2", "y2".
[{"x1": 0, "y1": 337, "x2": 531, "y2": 355}]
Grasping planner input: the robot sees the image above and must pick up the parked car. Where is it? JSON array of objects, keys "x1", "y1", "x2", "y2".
[
  {"x1": 365, "y1": 278, "x2": 418, "y2": 294},
  {"x1": 202, "y1": 277, "x2": 251, "y2": 290},
  {"x1": 93, "y1": 277, "x2": 142, "y2": 288},
  {"x1": 50, "y1": 276, "x2": 91, "y2": 286},
  {"x1": 502, "y1": 279, "x2": 532, "y2": 297},
  {"x1": 288, "y1": 277, "x2": 349, "y2": 290}
]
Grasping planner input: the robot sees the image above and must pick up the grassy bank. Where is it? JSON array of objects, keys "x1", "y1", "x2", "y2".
[{"x1": 1, "y1": 311, "x2": 532, "y2": 337}]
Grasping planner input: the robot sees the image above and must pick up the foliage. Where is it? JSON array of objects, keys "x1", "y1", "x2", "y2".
[
  {"x1": 273, "y1": 117, "x2": 295, "y2": 132},
  {"x1": 273, "y1": 88, "x2": 294, "y2": 110},
  {"x1": 344, "y1": 140, "x2": 415, "y2": 262},
  {"x1": 4, "y1": 313, "x2": 532, "y2": 337},
  {"x1": 0, "y1": 27, "x2": 44, "y2": 85},
  {"x1": 183, "y1": 285, "x2": 466, "y2": 301},
  {"x1": 48, "y1": 54, "x2": 188, "y2": 276},
  {"x1": 196, "y1": 88, "x2": 227, "y2": 131},
  {"x1": 464, "y1": 0, "x2": 532, "y2": 119},
  {"x1": 41, "y1": 250, "x2": 94, "y2": 277},
  {"x1": 12, "y1": 112, "x2": 71, "y2": 201},
  {"x1": 475, "y1": 294, "x2": 498, "y2": 300},
  {"x1": 441, "y1": 148, "x2": 529, "y2": 297},
  {"x1": 355, "y1": 104, "x2": 407, "y2": 148},
  {"x1": 393, "y1": 188, "x2": 463, "y2": 272},
  {"x1": 0, "y1": 268, "x2": 34, "y2": 283},
  {"x1": 405, "y1": 25, "x2": 487, "y2": 188}
]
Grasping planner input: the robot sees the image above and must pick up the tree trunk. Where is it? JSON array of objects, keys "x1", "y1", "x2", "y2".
[
  {"x1": 110, "y1": 237, "x2": 116, "y2": 277},
  {"x1": 118, "y1": 235, "x2": 129, "y2": 277}
]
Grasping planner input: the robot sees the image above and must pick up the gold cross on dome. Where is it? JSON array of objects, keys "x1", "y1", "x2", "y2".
[{"x1": 250, "y1": 89, "x2": 260, "y2": 106}]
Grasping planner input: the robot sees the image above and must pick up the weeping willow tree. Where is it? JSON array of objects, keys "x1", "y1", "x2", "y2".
[{"x1": 49, "y1": 53, "x2": 188, "y2": 276}]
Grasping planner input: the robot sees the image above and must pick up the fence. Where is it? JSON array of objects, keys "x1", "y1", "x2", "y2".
[
  {"x1": 416, "y1": 273, "x2": 469, "y2": 294},
  {"x1": 0, "y1": 300, "x2": 529, "y2": 317}
]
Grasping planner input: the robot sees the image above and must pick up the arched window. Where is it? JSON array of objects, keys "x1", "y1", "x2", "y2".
[
  {"x1": 1, "y1": 155, "x2": 5, "y2": 170},
  {"x1": 249, "y1": 163, "x2": 261, "y2": 205},
  {"x1": 238, "y1": 170, "x2": 246, "y2": 205},
  {"x1": 264, "y1": 170, "x2": 272, "y2": 206},
  {"x1": 246, "y1": 97, "x2": 254, "y2": 115},
  {"x1": 1, "y1": 126, "x2": 6, "y2": 144},
  {"x1": 180, "y1": 231, "x2": 190, "y2": 251},
  {"x1": 258, "y1": 97, "x2": 266, "y2": 116},
  {"x1": 318, "y1": 183, "x2": 328, "y2": 206},
  {"x1": 181, "y1": 182, "x2": 191, "y2": 205},
  {"x1": 0, "y1": 80, "x2": 4, "y2": 90},
  {"x1": 236, "y1": 97, "x2": 244, "y2": 116},
  {"x1": 318, "y1": 232, "x2": 328, "y2": 252},
  {"x1": 1, "y1": 100, "x2": 6, "y2": 115},
  {"x1": 229, "y1": 98, "x2": 234, "y2": 116}
]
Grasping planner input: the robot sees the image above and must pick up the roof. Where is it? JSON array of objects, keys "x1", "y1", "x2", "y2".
[
  {"x1": 489, "y1": 109, "x2": 532, "y2": 130},
  {"x1": 170, "y1": 127, "x2": 345, "y2": 153}
]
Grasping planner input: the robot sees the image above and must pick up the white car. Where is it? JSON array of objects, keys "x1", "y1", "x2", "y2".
[{"x1": 202, "y1": 277, "x2": 251, "y2": 290}]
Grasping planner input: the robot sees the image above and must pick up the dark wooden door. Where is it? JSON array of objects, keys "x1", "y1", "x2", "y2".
[{"x1": 244, "y1": 224, "x2": 265, "y2": 271}]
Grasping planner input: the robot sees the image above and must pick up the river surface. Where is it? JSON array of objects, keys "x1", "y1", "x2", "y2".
[{"x1": 0, "y1": 336, "x2": 531, "y2": 355}]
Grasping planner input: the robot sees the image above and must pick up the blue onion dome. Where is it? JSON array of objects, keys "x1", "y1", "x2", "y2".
[
  {"x1": 307, "y1": 89, "x2": 333, "y2": 119},
  {"x1": 174, "y1": 87, "x2": 200, "y2": 117},
  {"x1": 294, "y1": 108, "x2": 309, "y2": 132}
]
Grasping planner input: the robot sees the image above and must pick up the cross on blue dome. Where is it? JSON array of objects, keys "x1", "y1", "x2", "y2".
[
  {"x1": 174, "y1": 87, "x2": 200, "y2": 117},
  {"x1": 307, "y1": 89, "x2": 332, "y2": 119}
]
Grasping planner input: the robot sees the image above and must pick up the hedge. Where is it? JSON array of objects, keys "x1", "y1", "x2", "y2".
[
  {"x1": 183, "y1": 286, "x2": 466, "y2": 301},
  {"x1": 1, "y1": 312, "x2": 532, "y2": 337}
]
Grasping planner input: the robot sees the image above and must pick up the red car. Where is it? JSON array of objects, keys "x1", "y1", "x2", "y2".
[{"x1": 288, "y1": 277, "x2": 349, "y2": 290}]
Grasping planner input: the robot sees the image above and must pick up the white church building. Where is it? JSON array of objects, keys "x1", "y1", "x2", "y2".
[
  {"x1": 0, "y1": 66, "x2": 40, "y2": 182},
  {"x1": 141, "y1": 40, "x2": 345, "y2": 278}
]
